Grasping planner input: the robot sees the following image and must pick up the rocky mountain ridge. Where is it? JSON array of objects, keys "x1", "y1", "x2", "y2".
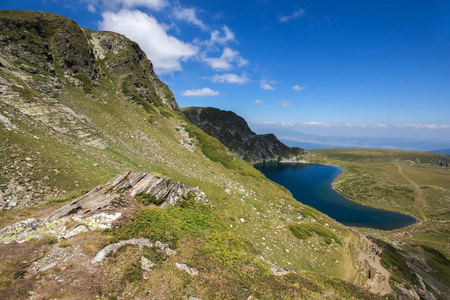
[
  {"x1": 182, "y1": 106, "x2": 308, "y2": 163},
  {"x1": 0, "y1": 10, "x2": 178, "y2": 150}
]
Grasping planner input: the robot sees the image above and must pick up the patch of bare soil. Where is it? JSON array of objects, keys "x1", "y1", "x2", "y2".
[
  {"x1": 0, "y1": 231, "x2": 107, "y2": 299},
  {"x1": 356, "y1": 236, "x2": 393, "y2": 297}
]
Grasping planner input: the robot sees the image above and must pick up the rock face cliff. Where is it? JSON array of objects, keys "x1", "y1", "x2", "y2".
[
  {"x1": 0, "y1": 10, "x2": 178, "y2": 149},
  {"x1": 0, "y1": 10, "x2": 177, "y2": 109},
  {"x1": 182, "y1": 107, "x2": 307, "y2": 163}
]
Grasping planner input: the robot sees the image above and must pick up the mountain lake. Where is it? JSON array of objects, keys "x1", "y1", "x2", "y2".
[{"x1": 254, "y1": 163, "x2": 416, "y2": 230}]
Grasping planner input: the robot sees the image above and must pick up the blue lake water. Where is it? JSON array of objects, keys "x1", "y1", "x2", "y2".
[{"x1": 254, "y1": 163, "x2": 416, "y2": 230}]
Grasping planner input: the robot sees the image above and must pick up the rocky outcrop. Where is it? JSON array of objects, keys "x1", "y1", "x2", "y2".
[
  {"x1": 0, "y1": 10, "x2": 178, "y2": 110},
  {"x1": 49, "y1": 171, "x2": 214, "y2": 220},
  {"x1": 0, "y1": 11, "x2": 179, "y2": 151},
  {"x1": 0, "y1": 171, "x2": 213, "y2": 245},
  {"x1": 182, "y1": 107, "x2": 307, "y2": 163}
]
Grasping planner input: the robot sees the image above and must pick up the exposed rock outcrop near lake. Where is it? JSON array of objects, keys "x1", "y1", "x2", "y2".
[
  {"x1": 49, "y1": 170, "x2": 214, "y2": 220},
  {"x1": 182, "y1": 107, "x2": 308, "y2": 163},
  {"x1": 0, "y1": 171, "x2": 213, "y2": 245}
]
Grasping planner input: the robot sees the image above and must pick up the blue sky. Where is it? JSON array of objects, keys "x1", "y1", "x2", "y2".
[{"x1": 2, "y1": 0, "x2": 450, "y2": 149}]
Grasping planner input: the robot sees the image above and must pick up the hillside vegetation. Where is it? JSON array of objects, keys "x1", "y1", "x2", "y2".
[{"x1": 0, "y1": 10, "x2": 382, "y2": 299}]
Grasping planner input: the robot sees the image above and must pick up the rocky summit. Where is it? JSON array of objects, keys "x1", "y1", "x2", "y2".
[{"x1": 182, "y1": 106, "x2": 308, "y2": 163}]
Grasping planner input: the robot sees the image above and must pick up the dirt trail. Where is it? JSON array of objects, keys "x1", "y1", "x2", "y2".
[
  {"x1": 395, "y1": 163, "x2": 424, "y2": 216},
  {"x1": 386, "y1": 150, "x2": 425, "y2": 219},
  {"x1": 356, "y1": 236, "x2": 393, "y2": 296}
]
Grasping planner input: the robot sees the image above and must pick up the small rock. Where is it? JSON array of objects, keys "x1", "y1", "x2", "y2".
[
  {"x1": 60, "y1": 266, "x2": 67, "y2": 271},
  {"x1": 240, "y1": 218, "x2": 246, "y2": 223},
  {"x1": 156, "y1": 241, "x2": 176, "y2": 256},
  {"x1": 175, "y1": 263, "x2": 198, "y2": 276},
  {"x1": 8, "y1": 197, "x2": 18, "y2": 207},
  {"x1": 25, "y1": 157, "x2": 32, "y2": 161},
  {"x1": 10, "y1": 154, "x2": 17, "y2": 159},
  {"x1": 140, "y1": 256, "x2": 156, "y2": 272}
]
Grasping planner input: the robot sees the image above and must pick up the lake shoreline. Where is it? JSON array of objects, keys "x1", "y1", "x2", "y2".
[{"x1": 254, "y1": 162, "x2": 417, "y2": 231}]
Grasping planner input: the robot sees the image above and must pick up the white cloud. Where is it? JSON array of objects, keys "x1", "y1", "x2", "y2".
[
  {"x1": 279, "y1": 9, "x2": 306, "y2": 22},
  {"x1": 88, "y1": 0, "x2": 168, "y2": 11},
  {"x1": 87, "y1": 4, "x2": 96, "y2": 12},
  {"x1": 182, "y1": 87, "x2": 219, "y2": 97},
  {"x1": 173, "y1": 6, "x2": 207, "y2": 31},
  {"x1": 100, "y1": 9, "x2": 198, "y2": 73},
  {"x1": 254, "y1": 99, "x2": 266, "y2": 104},
  {"x1": 251, "y1": 122, "x2": 450, "y2": 130},
  {"x1": 203, "y1": 47, "x2": 248, "y2": 70},
  {"x1": 260, "y1": 80, "x2": 274, "y2": 90},
  {"x1": 278, "y1": 100, "x2": 292, "y2": 107},
  {"x1": 210, "y1": 26, "x2": 235, "y2": 44},
  {"x1": 292, "y1": 85, "x2": 305, "y2": 91},
  {"x1": 395, "y1": 124, "x2": 450, "y2": 129},
  {"x1": 211, "y1": 73, "x2": 249, "y2": 84}
]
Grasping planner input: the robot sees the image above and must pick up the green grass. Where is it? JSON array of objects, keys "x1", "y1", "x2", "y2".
[
  {"x1": 98, "y1": 197, "x2": 376, "y2": 299},
  {"x1": 289, "y1": 223, "x2": 342, "y2": 245},
  {"x1": 108, "y1": 197, "x2": 221, "y2": 248},
  {"x1": 185, "y1": 124, "x2": 265, "y2": 180},
  {"x1": 0, "y1": 261, "x2": 26, "y2": 288},
  {"x1": 420, "y1": 245, "x2": 450, "y2": 283},
  {"x1": 136, "y1": 192, "x2": 165, "y2": 206},
  {"x1": 380, "y1": 242, "x2": 419, "y2": 286},
  {"x1": 42, "y1": 189, "x2": 90, "y2": 206}
]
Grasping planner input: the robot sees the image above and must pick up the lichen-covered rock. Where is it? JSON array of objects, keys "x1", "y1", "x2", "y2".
[{"x1": 0, "y1": 212, "x2": 121, "y2": 245}]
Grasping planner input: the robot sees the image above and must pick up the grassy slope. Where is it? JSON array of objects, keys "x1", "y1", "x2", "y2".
[
  {"x1": 0, "y1": 12, "x2": 373, "y2": 296},
  {"x1": 0, "y1": 79, "x2": 366, "y2": 297}
]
